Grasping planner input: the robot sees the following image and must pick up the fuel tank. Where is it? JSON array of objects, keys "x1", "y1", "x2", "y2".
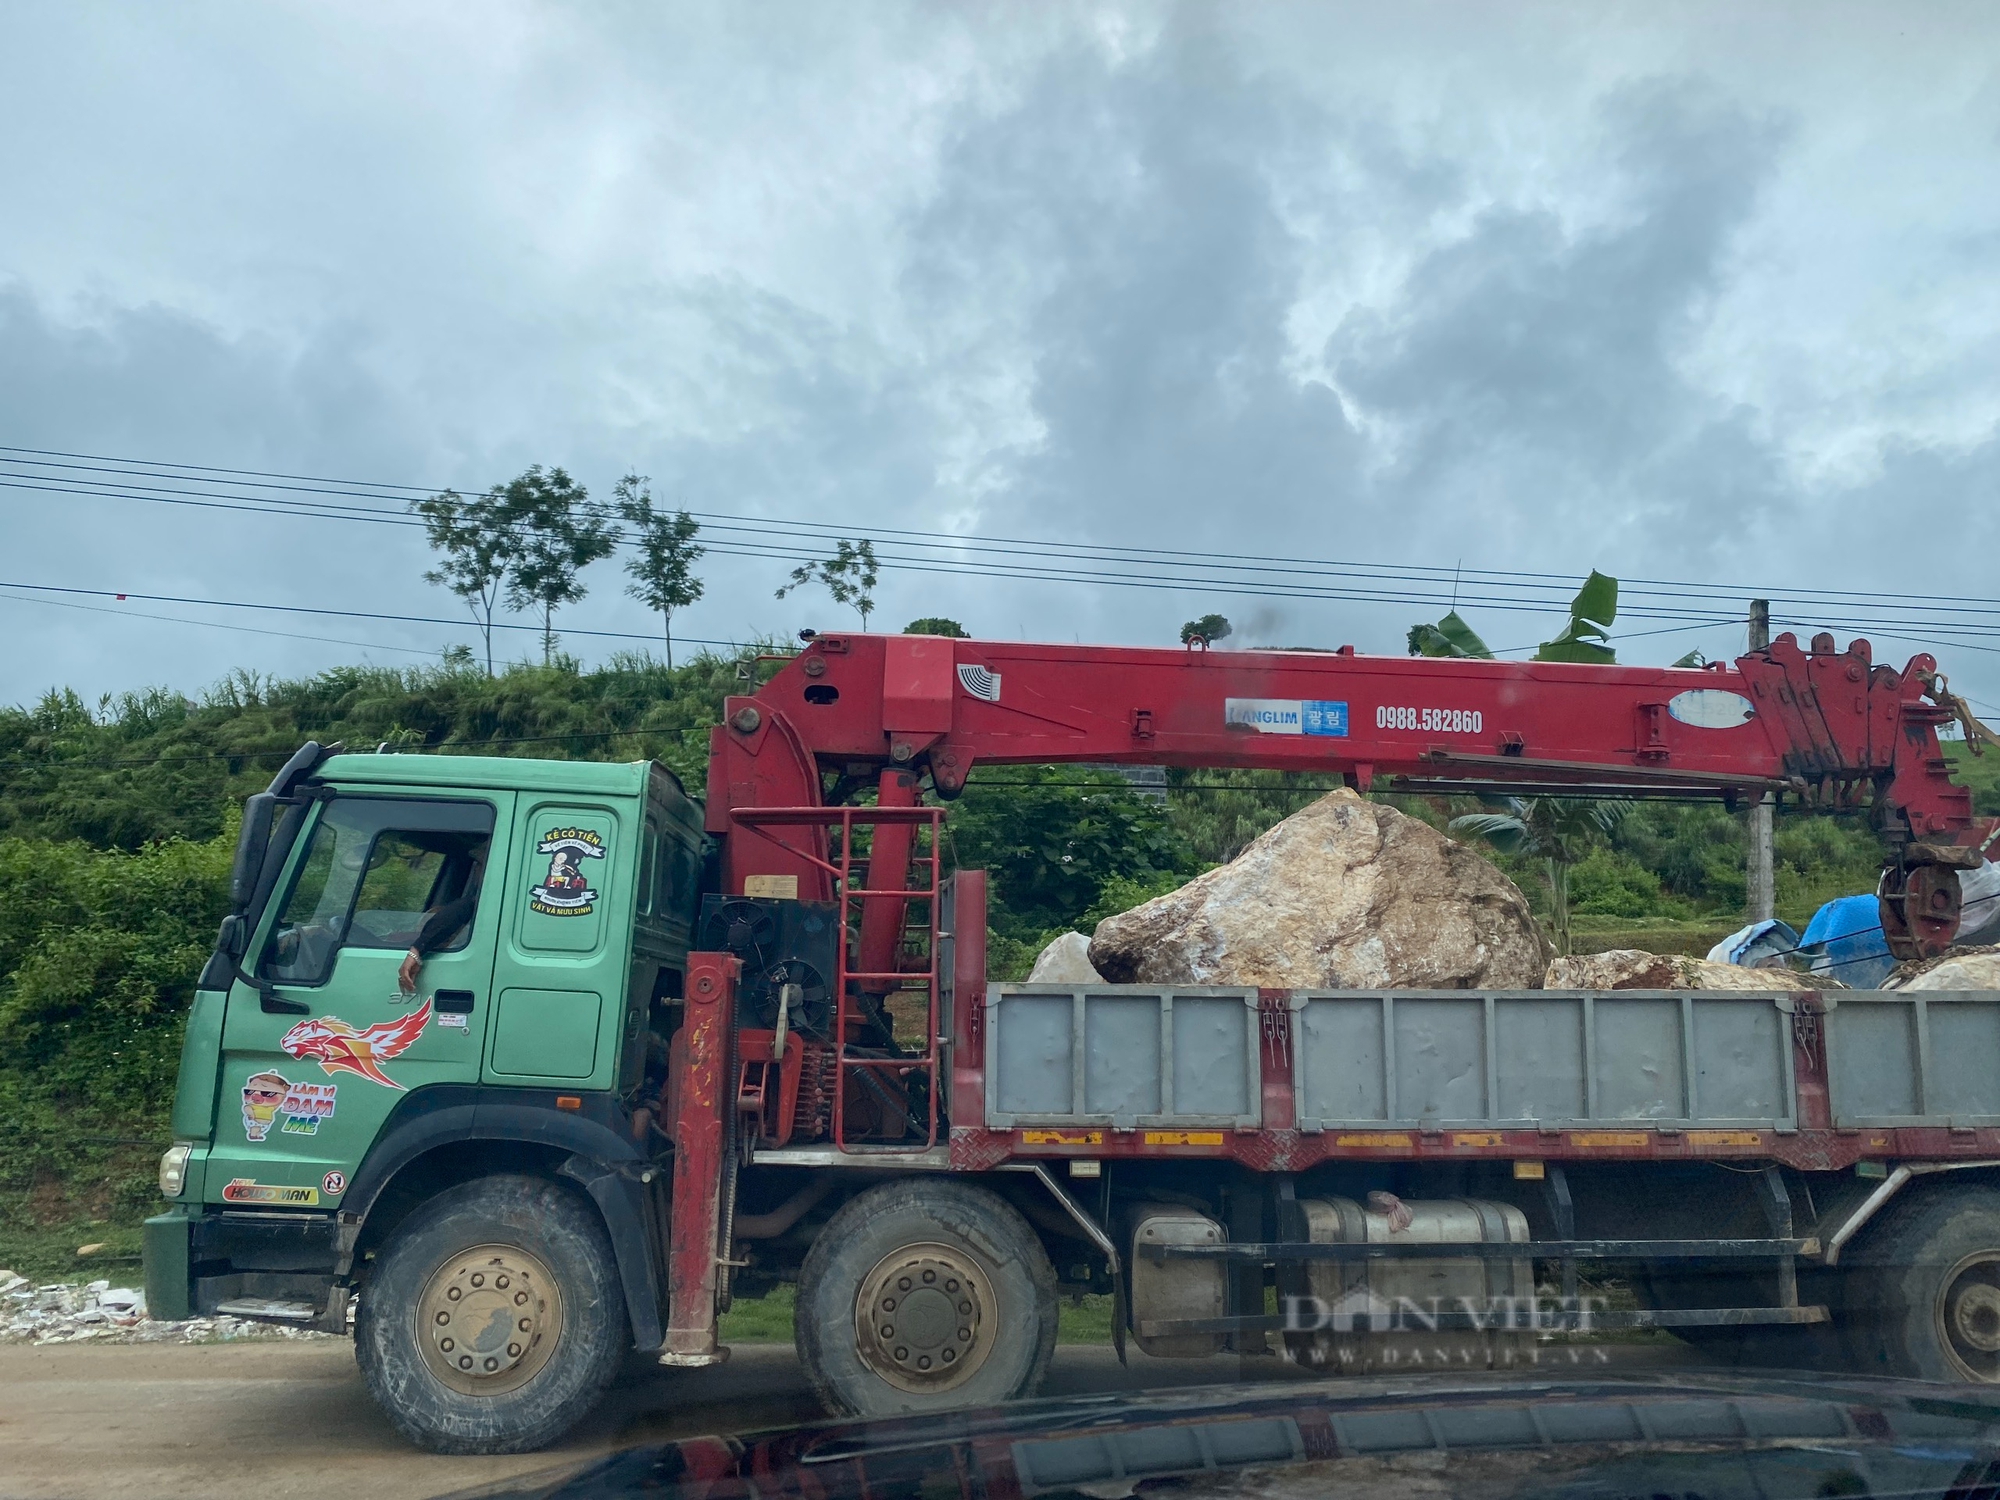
[{"x1": 1283, "y1": 1196, "x2": 1535, "y2": 1374}]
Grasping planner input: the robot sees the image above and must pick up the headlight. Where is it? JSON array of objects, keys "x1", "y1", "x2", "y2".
[{"x1": 159, "y1": 1144, "x2": 192, "y2": 1198}]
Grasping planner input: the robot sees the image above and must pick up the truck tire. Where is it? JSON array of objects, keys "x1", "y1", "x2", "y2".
[
  {"x1": 795, "y1": 1179, "x2": 1057, "y2": 1418},
  {"x1": 1617, "y1": 1169, "x2": 1849, "y2": 1371},
  {"x1": 1844, "y1": 1184, "x2": 2000, "y2": 1383},
  {"x1": 1637, "y1": 1262, "x2": 1852, "y2": 1370},
  {"x1": 355, "y1": 1174, "x2": 628, "y2": 1453}
]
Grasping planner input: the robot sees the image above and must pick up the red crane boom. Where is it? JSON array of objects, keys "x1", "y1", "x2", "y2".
[{"x1": 708, "y1": 628, "x2": 1979, "y2": 962}]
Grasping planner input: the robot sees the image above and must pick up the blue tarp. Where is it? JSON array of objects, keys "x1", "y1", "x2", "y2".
[
  {"x1": 1706, "y1": 919, "x2": 1801, "y2": 969},
  {"x1": 1798, "y1": 893, "x2": 1895, "y2": 990}
]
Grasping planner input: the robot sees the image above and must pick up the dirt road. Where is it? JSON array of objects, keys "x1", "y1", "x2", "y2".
[{"x1": 0, "y1": 1338, "x2": 1699, "y2": 1500}]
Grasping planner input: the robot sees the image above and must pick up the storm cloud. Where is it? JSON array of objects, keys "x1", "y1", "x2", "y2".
[{"x1": 2, "y1": 3, "x2": 1997, "y2": 702}]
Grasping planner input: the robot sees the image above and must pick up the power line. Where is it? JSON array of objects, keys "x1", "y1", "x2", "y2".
[
  {"x1": 2, "y1": 440, "x2": 1991, "y2": 611},
  {"x1": 12, "y1": 441, "x2": 2000, "y2": 616},
  {"x1": 0, "y1": 585, "x2": 445, "y2": 660},
  {"x1": 1, "y1": 460, "x2": 1960, "y2": 638},
  {"x1": 10, "y1": 444, "x2": 2000, "y2": 665},
  {"x1": 0, "y1": 467, "x2": 1657, "y2": 617},
  {"x1": 0, "y1": 580, "x2": 765, "y2": 652},
  {"x1": 0, "y1": 578, "x2": 1741, "y2": 677}
]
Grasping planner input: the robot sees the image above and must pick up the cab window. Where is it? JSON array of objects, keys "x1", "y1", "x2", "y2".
[
  {"x1": 638, "y1": 819, "x2": 659, "y2": 917},
  {"x1": 259, "y1": 798, "x2": 495, "y2": 987}
]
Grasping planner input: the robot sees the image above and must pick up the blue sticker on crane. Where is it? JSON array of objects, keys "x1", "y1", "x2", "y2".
[{"x1": 1302, "y1": 701, "x2": 1349, "y2": 737}]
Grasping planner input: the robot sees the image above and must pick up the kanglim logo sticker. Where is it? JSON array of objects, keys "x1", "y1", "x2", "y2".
[
  {"x1": 280, "y1": 1001, "x2": 432, "y2": 1089},
  {"x1": 530, "y1": 827, "x2": 605, "y2": 916},
  {"x1": 1225, "y1": 698, "x2": 1349, "y2": 737}
]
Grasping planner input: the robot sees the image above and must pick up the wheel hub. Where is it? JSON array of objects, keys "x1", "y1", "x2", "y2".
[
  {"x1": 1935, "y1": 1251, "x2": 2000, "y2": 1380},
  {"x1": 854, "y1": 1244, "x2": 993, "y2": 1393},
  {"x1": 417, "y1": 1243, "x2": 563, "y2": 1397},
  {"x1": 1953, "y1": 1280, "x2": 2000, "y2": 1354}
]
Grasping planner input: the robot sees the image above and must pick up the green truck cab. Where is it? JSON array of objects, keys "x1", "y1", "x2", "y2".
[{"x1": 146, "y1": 743, "x2": 704, "y2": 1452}]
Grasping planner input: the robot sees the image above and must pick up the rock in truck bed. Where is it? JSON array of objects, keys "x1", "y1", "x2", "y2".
[{"x1": 1087, "y1": 788, "x2": 1548, "y2": 990}]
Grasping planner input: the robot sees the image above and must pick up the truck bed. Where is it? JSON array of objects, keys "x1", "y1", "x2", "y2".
[{"x1": 959, "y1": 983, "x2": 2000, "y2": 1173}]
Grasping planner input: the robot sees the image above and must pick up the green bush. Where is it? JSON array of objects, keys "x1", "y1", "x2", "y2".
[
  {"x1": 949, "y1": 766, "x2": 1196, "y2": 943},
  {"x1": 1569, "y1": 848, "x2": 1676, "y2": 918},
  {"x1": 0, "y1": 828, "x2": 231, "y2": 1231}
]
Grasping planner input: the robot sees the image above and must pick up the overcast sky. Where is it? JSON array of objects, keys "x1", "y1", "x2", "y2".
[{"x1": 3, "y1": 2, "x2": 1999, "y2": 712}]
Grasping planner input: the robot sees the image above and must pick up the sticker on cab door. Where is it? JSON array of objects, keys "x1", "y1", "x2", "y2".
[
  {"x1": 280, "y1": 1001, "x2": 432, "y2": 1089},
  {"x1": 529, "y1": 827, "x2": 606, "y2": 916},
  {"x1": 240, "y1": 1072, "x2": 337, "y2": 1141}
]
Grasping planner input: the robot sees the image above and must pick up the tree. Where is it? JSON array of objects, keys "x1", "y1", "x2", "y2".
[
  {"x1": 777, "y1": 538, "x2": 879, "y2": 628},
  {"x1": 615, "y1": 475, "x2": 705, "y2": 669},
  {"x1": 904, "y1": 617, "x2": 967, "y2": 638},
  {"x1": 1180, "y1": 614, "x2": 1232, "y2": 646},
  {"x1": 1449, "y1": 796, "x2": 1632, "y2": 956},
  {"x1": 411, "y1": 488, "x2": 516, "y2": 676},
  {"x1": 494, "y1": 465, "x2": 617, "y2": 666}
]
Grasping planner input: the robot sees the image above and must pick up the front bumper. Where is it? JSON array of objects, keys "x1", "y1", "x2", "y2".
[
  {"x1": 143, "y1": 1205, "x2": 342, "y2": 1326},
  {"x1": 143, "y1": 1208, "x2": 195, "y2": 1321}
]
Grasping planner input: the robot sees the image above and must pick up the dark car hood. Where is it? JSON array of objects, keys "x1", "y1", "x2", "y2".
[{"x1": 442, "y1": 1370, "x2": 2000, "y2": 1500}]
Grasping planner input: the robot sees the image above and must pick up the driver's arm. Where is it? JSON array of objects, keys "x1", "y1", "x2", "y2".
[{"x1": 397, "y1": 890, "x2": 481, "y2": 993}]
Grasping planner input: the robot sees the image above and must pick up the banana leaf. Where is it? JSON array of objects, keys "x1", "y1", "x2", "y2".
[
  {"x1": 1534, "y1": 571, "x2": 1618, "y2": 664},
  {"x1": 1407, "y1": 609, "x2": 1494, "y2": 659}
]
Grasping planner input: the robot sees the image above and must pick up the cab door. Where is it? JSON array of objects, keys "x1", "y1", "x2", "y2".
[
  {"x1": 212, "y1": 791, "x2": 514, "y2": 1208},
  {"x1": 485, "y1": 794, "x2": 632, "y2": 1093}
]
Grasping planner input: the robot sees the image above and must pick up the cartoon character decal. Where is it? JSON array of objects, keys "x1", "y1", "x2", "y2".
[
  {"x1": 529, "y1": 827, "x2": 605, "y2": 917},
  {"x1": 280, "y1": 1000, "x2": 432, "y2": 1089},
  {"x1": 241, "y1": 1071, "x2": 290, "y2": 1141},
  {"x1": 241, "y1": 1072, "x2": 338, "y2": 1140}
]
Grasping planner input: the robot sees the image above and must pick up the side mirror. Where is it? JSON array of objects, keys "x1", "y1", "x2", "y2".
[
  {"x1": 230, "y1": 793, "x2": 278, "y2": 910},
  {"x1": 197, "y1": 914, "x2": 246, "y2": 992}
]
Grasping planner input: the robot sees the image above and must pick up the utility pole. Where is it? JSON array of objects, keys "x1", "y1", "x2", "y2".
[{"x1": 1748, "y1": 599, "x2": 1776, "y2": 923}]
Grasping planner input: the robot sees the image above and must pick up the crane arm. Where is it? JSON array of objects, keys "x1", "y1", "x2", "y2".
[{"x1": 707, "y1": 629, "x2": 1977, "y2": 960}]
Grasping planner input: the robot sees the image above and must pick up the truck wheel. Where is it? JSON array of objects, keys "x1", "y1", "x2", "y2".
[
  {"x1": 1622, "y1": 1172, "x2": 1848, "y2": 1371},
  {"x1": 355, "y1": 1174, "x2": 628, "y2": 1453},
  {"x1": 1846, "y1": 1185, "x2": 2000, "y2": 1383},
  {"x1": 1638, "y1": 1263, "x2": 1851, "y2": 1370},
  {"x1": 795, "y1": 1179, "x2": 1056, "y2": 1418}
]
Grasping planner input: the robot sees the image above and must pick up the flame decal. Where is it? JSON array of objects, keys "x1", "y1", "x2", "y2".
[{"x1": 279, "y1": 1001, "x2": 432, "y2": 1089}]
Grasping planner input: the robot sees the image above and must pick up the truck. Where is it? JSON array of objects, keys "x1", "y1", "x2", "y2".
[{"x1": 146, "y1": 627, "x2": 2000, "y2": 1453}]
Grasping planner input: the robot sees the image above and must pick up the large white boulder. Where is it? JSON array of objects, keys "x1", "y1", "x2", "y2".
[
  {"x1": 1087, "y1": 789, "x2": 1547, "y2": 989},
  {"x1": 1883, "y1": 945, "x2": 2000, "y2": 991},
  {"x1": 1546, "y1": 949, "x2": 1826, "y2": 991},
  {"x1": 1026, "y1": 930, "x2": 1104, "y2": 983}
]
